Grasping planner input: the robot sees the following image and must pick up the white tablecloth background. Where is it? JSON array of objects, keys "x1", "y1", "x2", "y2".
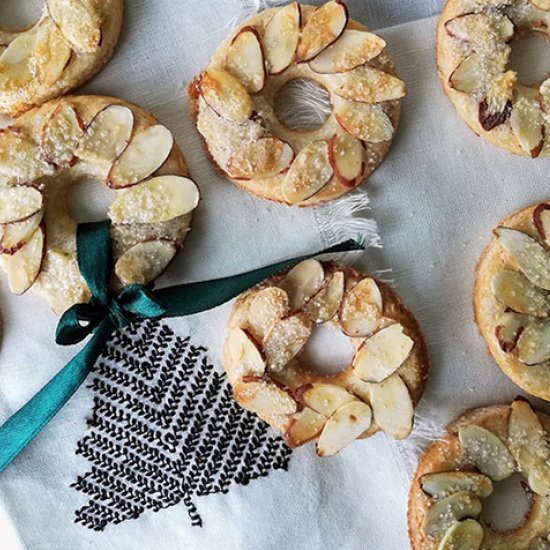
[{"x1": 1, "y1": 1, "x2": 549, "y2": 548}]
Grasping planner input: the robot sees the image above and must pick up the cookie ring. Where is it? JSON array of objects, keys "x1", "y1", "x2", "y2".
[
  {"x1": 0, "y1": 95, "x2": 199, "y2": 314},
  {"x1": 408, "y1": 400, "x2": 550, "y2": 549},
  {"x1": 189, "y1": 0, "x2": 406, "y2": 206},
  {"x1": 223, "y1": 260, "x2": 429, "y2": 457},
  {"x1": 475, "y1": 201, "x2": 550, "y2": 401},
  {"x1": 0, "y1": 0, "x2": 123, "y2": 116},
  {"x1": 437, "y1": 0, "x2": 550, "y2": 158}
]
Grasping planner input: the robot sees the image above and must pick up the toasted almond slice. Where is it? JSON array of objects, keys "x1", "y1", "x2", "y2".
[
  {"x1": 517, "y1": 320, "x2": 550, "y2": 365},
  {"x1": 420, "y1": 472, "x2": 493, "y2": 499},
  {"x1": 234, "y1": 377, "x2": 297, "y2": 416},
  {"x1": 479, "y1": 71, "x2": 516, "y2": 131},
  {"x1": 449, "y1": 51, "x2": 509, "y2": 94},
  {"x1": 0, "y1": 186, "x2": 42, "y2": 224},
  {"x1": 284, "y1": 407, "x2": 326, "y2": 447},
  {"x1": 32, "y1": 19, "x2": 72, "y2": 87},
  {"x1": 2, "y1": 224, "x2": 45, "y2": 294},
  {"x1": 511, "y1": 89, "x2": 545, "y2": 157},
  {"x1": 309, "y1": 29, "x2": 385, "y2": 74},
  {"x1": 281, "y1": 141, "x2": 333, "y2": 204},
  {"x1": 304, "y1": 270, "x2": 345, "y2": 323},
  {"x1": 423, "y1": 492, "x2": 482, "y2": 537},
  {"x1": 437, "y1": 520, "x2": 484, "y2": 550},
  {"x1": 300, "y1": 383, "x2": 356, "y2": 417},
  {"x1": 317, "y1": 400, "x2": 372, "y2": 457},
  {"x1": 0, "y1": 129, "x2": 51, "y2": 182},
  {"x1": 246, "y1": 287, "x2": 289, "y2": 342},
  {"x1": 78, "y1": 105, "x2": 134, "y2": 164},
  {"x1": 529, "y1": 538, "x2": 550, "y2": 550},
  {"x1": 40, "y1": 103, "x2": 84, "y2": 167},
  {"x1": 340, "y1": 277, "x2": 382, "y2": 337},
  {"x1": 509, "y1": 398, "x2": 550, "y2": 496},
  {"x1": 264, "y1": 2, "x2": 301, "y2": 75},
  {"x1": 225, "y1": 26, "x2": 266, "y2": 93},
  {"x1": 109, "y1": 176, "x2": 199, "y2": 223},
  {"x1": 47, "y1": 0, "x2": 102, "y2": 52},
  {"x1": 494, "y1": 227, "x2": 550, "y2": 290},
  {"x1": 495, "y1": 311, "x2": 529, "y2": 352},
  {"x1": 335, "y1": 67, "x2": 406, "y2": 104},
  {"x1": 353, "y1": 324, "x2": 414, "y2": 383},
  {"x1": 530, "y1": 0, "x2": 550, "y2": 10},
  {"x1": 296, "y1": 0, "x2": 348, "y2": 63},
  {"x1": 492, "y1": 270, "x2": 550, "y2": 317},
  {"x1": 334, "y1": 97, "x2": 394, "y2": 142},
  {"x1": 0, "y1": 32, "x2": 35, "y2": 92},
  {"x1": 534, "y1": 203, "x2": 550, "y2": 246},
  {"x1": 199, "y1": 68, "x2": 253, "y2": 123},
  {"x1": 0, "y1": 211, "x2": 42, "y2": 255},
  {"x1": 226, "y1": 328, "x2": 266, "y2": 379},
  {"x1": 328, "y1": 134, "x2": 364, "y2": 188},
  {"x1": 445, "y1": 13, "x2": 515, "y2": 44},
  {"x1": 541, "y1": 78, "x2": 550, "y2": 115},
  {"x1": 279, "y1": 259, "x2": 325, "y2": 311},
  {"x1": 108, "y1": 125, "x2": 174, "y2": 188},
  {"x1": 115, "y1": 240, "x2": 177, "y2": 286},
  {"x1": 264, "y1": 313, "x2": 312, "y2": 371},
  {"x1": 459, "y1": 424, "x2": 515, "y2": 481},
  {"x1": 369, "y1": 373, "x2": 414, "y2": 439},
  {"x1": 226, "y1": 137, "x2": 294, "y2": 179}
]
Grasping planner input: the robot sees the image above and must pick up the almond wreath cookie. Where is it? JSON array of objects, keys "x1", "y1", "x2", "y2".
[
  {"x1": 408, "y1": 400, "x2": 550, "y2": 549},
  {"x1": 188, "y1": 0, "x2": 406, "y2": 206},
  {"x1": 0, "y1": 95, "x2": 199, "y2": 314},
  {"x1": 223, "y1": 260, "x2": 429, "y2": 456},
  {"x1": 475, "y1": 202, "x2": 550, "y2": 401},
  {"x1": 437, "y1": 0, "x2": 550, "y2": 157},
  {"x1": 0, "y1": 0, "x2": 123, "y2": 116}
]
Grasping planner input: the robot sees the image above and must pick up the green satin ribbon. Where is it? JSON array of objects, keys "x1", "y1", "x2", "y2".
[{"x1": 0, "y1": 220, "x2": 362, "y2": 474}]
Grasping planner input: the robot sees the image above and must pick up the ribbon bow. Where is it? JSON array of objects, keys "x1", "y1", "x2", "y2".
[{"x1": 0, "y1": 220, "x2": 363, "y2": 474}]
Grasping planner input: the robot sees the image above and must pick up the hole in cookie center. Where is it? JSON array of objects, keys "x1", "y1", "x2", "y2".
[
  {"x1": 482, "y1": 474, "x2": 532, "y2": 532},
  {"x1": 508, "y1": 32, "x2": 550, "y2": 86},
  {"x1": 274, "y1": 78, "x2": 332, "y2": 131},
  {"x1": 300, "y1": 324, "x2": 354, "y2": 376},
  {"x1": 0, "y1": 0, "x2": 42, "y2": 28},
  {"x1": 68, "y1": 178, "x2": 116, "y2": 224}
]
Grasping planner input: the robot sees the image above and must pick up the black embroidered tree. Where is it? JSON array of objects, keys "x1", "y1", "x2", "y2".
[{"x1": 72, "y1": 320, "x2": 292, "y2": 530}]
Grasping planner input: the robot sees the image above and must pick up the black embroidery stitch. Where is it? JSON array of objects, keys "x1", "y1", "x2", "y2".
[{"x1": 72, "y1": 320, "x2": 292, "y2": 531}]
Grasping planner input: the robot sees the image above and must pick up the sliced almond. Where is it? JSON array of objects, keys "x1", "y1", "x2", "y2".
[
  {"x1": 517, "y1": 320, "x2": 550, "y2": 365},
  {"x1": 540, "y1": 78, "x2": 550, "y2": 115},
  {"x1": 458, "y1": 424, "x2": 515, "y2": 481},
  {"x1": 510, "y1": 88, "x2": 545, "y2": 158},
  {"x1": 0, "y1": 211, "x2": 42, "y2": 255},
  {"x1": 226, "y1": 137, "x2": 294, "y2": 179},
  {"x1": 246, "y1": 287, "x2": 289, "y2": 341},
  {"x1": 284, "y1": 407, "x2": 326, "y2": 447},
  {"x1": 335, "y1": 67, "x2": 406, "y2": 104},
  {"x1": 369, "y1": 373, "x2": 414, "y2": 439},
  {"x1": 317, "y1": 400, "x2": 372, "y2": 457},
  {"x1": 0, "y1": 129, "x2": 52, "y2": 182},
  {"x1": 328, "y1": 134, "x2": 365, "y2": 188},
  {"x1": 77, "y1": 104, "x2": 134, "y2": 164},
  {"x1": 115, "y1": 240, "x2": 177, "y2": 286},
  {"x1": 40, "y1": 103, "x2": 84, "y2": 167},
  {"x1": 263, "y1": 2, "x2": 301, "y2": 75},
  {"x1": 309, "y1": 29, "x2": 385, "y2": 74},
  {"x1": 279, "y1": 259, "x2": 325, "y2": 311},
  {"x1": 109, "y1": 176, "x2": 199, "y2": 223},
  {"x1": 494, "y1": 227, "x2": 550, "y2": 290},
  {"x1": 0, "y1": 186, "x2": 42, "y2": 224},
  {"x1": 479, "y1": 71, "x2": 516, "y2": 131},
  {"x1": 281, "y1": 141, "x2": 333, "y2": 204},
  {"x1": 233, "y1": 377, "x2": 297, "y2": 416},
  {"x1": 199, "y1": 68, "x2": 253, "y2": 123},
  {"x1": 304, "y1": 270, "x2": 345, "y2": 324},
  {"x1": 226, "y1": 328, "x2": 266, "y2": 379},
  {"x1": 47, "y1": 0, "x2": 102, "y2": 53},
  {"x1": 437, "y1": 519, "x2": 484, "y2": 550},
  {"x1": 334, "y1": 97, "x2": 394, "y2": 142},
  {"x1": 296, "y1": 0, "x2": 348, "y2": 63},
  {"x1": 530, "y1": 0, "x2": 550, "y2": 10},
  {"x1": 0, "y1": 32, "x2": 35, "y2": 92},
  {"x1": 353, "y1": 324, "x2": 414, "y2": 383},
  {"x1": 449, "y1": 51, "x2": 509, "y2": 94},
  {"x1": 533, "y1": 203, "x2": 550, "y2": 246},
  {"x1": 495, "y1": 311, "x2": 529, "y2": 352},
  {"x1": 423, "y1": 492, "x2": 482, "y2": 538},
  {"x1": 264, "y1": 313, "x2": 312, "y2": 371},
  {"x1": 509, "y1": 398, "x2": 550, "y2": 496},
  {"x1": 108, "y1": 125, "x2": 174, "y2": 188},
  {"x1": 225, "y1": 26, "x2": 266, "y2": 93},
  {"x1": 2, "y1": 224, "x2": 45, "y2": 294},
  {"x1": 32, "y1": 19, "x2": 72, "y2": 87},
  {"x1": 340, "y1": 277, "x2": 382, "y2": 337},
  {"x1": 300, "y1": 383, "x2": 356, "y2": 417},
  {"x1": 529, "y1": 538, "x2": 550, "y2": 550},
  {"x1": 445, "y1": 13, "x2": 515, "y2": 45},
  {"x1": 420, "y1": 472, "x2": 493, "y2": 499},
  {"x1": 492, "y1": 270, "x2": 550, "y2": 317}
]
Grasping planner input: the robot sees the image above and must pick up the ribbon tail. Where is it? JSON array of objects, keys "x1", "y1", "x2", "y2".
[{"x1": 0, "y1": 319, "x2": 114, "y2": 475}]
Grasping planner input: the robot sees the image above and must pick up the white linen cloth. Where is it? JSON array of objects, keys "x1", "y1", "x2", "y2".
[{"x1": 1, "y1": 1, "x2": 549, "y2": 549}]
